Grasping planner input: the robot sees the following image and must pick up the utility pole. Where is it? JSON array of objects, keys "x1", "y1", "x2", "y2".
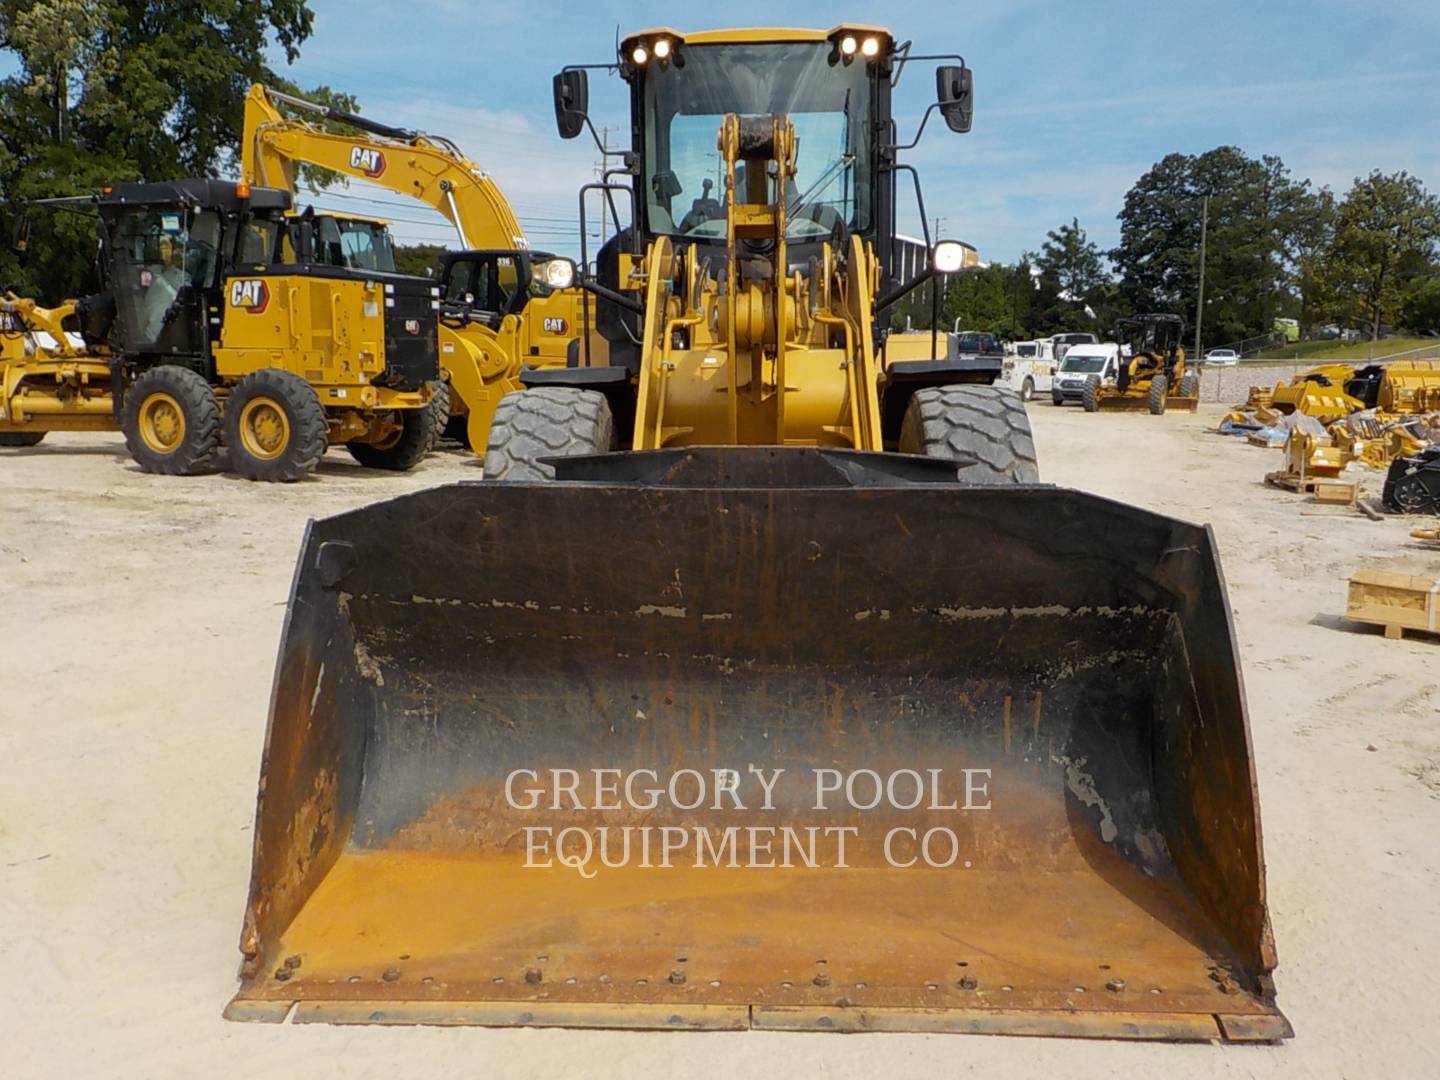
[{"x1": 1194, "y1": 194, "x2": 1209, "y2": 362}]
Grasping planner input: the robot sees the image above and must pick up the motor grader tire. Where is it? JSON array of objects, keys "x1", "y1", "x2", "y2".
[
  {"x1": 425, "y1": 380, "x2": 451, "y2": 451},
  {"x1": 224, "y1": 369, "x2": 328, "y2": 483},
  {"x1": 1179, "y1": 372, "x2": 1199, "y2": 398},
  {"x1": 483, "y1": 387, "x2": 615, "y2": 481},
  {"x1": 1082, "y1": 374, "x2": 1101, "y2": 412},
  {"x1": 346, "y1": 389, "x2": 444, "y2": 472},
  {"x1": 0, "y1": 431, "x2": 46, "y2": 447},
  {"x1": 1148, "y1": 374, "x2": 1169, "y2": 415},
  {"x1": 899, "y1": 385, "x2": 1039, "y2": 484},
  {"x1": 121, "y1": 365, "x2": 221, "y2": 476}
]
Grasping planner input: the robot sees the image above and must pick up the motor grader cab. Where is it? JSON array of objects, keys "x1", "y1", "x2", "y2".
[
  {"x1": 1, "y1": 179, "x2": 442, "y2": 479},
  {"x1": 230, "y1": 26, "x2": 1287, "y2": 1042},
  {"x1": 1084, "y1": 313, "x2": 1196, "y2": 414},
  {"x1": 241, "y1": 83, "x2": 590, "y2": 451}
]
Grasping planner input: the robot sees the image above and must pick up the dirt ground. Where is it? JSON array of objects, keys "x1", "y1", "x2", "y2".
[{"x1": 3, "y1": 406, "x2": 1438, "y2": 1079}]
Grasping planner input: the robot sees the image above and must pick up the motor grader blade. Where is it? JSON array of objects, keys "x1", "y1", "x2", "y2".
[
  {"x1": 228, "y1": 447, "x2": 1288, "y2": 1042},
  {"x1": 1095, "y1": 393, "x2": 1151, "y2": 412},
  {"x1": 1166, "y1": 393, "x2": 1200, "y2": 413}
]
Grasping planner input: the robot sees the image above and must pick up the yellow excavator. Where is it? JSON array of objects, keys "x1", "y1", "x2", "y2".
[
  {"x1": 241, "y1": 83, "x2": 592, "y2": 449},
  {"x1": 229, "y1": 26, "x2": 1287, "y2": 1042}
]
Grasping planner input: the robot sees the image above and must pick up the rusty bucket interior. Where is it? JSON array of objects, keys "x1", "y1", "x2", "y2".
[{"x1": 227, "y1": 449, "x2": 1288, "y2": 1041}]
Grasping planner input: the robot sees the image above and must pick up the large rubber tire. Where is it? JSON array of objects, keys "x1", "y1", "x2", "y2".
[
  {"x1": 1082, "y1": 374, "x2": 1101, "y2": 412},
  {"x1": 121, "y1": 365, "x2": 221, "y2": 476},
  {"x1": 484, "y1": 387, "x2": 615, "y2": 481},
  {"x1": 1020, "y1": 377, "x2": 1034, "y2": 402},
  {"x1": 898, "y1": 385, "x2": 1039, "y2": 484},
  {"x1": 224, "y1": 369, "x2": 328, "y2": 482},
  {"x1": 1148, "y1": 374, "x2": 1168, "y2": 415},
  {"x1": 425, "y1": 380, "x2": 451, "y2": 451},
  {"x1": 346, "y1": 385, "x2": 445, "y2": 472},
  {"x1": 0, "y1": 431, "x2": 46, "y2": 447}
]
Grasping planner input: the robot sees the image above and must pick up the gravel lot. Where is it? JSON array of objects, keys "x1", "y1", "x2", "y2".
[{"x1": 2, "y1": 406, "x2": 1437, "y2": 1079}]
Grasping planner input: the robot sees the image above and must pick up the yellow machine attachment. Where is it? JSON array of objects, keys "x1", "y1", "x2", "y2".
[
  {"x1": 241, "y1": 83, "x2": 594, "y2": 451},
  {"x1": 229, "y1": 25, "x2": 1287, "y2": 1042},
  {"x1": 1092, "y1": 314, "x2": 1197, "y2": 414},
  {"x1": 0, "y1": 295, "x2": 114, "y2": 446},
  {"x1": 1269, "y1": 364, "x2": 1363, "y2": 423},
  {"x1": 1376, "y1": 359, "x2": 1440, "y2": 414}
]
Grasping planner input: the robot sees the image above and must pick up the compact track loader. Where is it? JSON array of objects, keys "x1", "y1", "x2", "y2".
[
  {"x1": 1, "y1": 180, "x2": 442, "y2": 479},
  {"x1": 1084, "y1": 314, "x2": 1198, "y2": 414},
  {"x1": 230, "y1": 26, "x2": 1287, "y2": 1042}
]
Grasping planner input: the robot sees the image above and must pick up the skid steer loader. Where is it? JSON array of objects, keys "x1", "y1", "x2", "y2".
[
  {"x1": 1083, "y1": 314, "x2": 1198, "y2": 414},
  {"x1": 229, "y1": 26, "x2": 1288, "y2": 1042},
  {"x1": 1, "y1": 180, "x2": 442, "y2": 479}
]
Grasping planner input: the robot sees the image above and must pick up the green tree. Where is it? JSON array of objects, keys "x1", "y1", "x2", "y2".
[
  {"x1": 0, "y1": 1, "x2": 328, "y2": 298},
  {"x1": 1112, "y1": 147, "x2": 1318, "y2": 349},
  {"x1": 1037, "y1": 218, "x2": 1107, "y2": 303},
  {"x1": 393, "y1": 243, "x2": 445, "y2": 279},
  {"x1": 1325, "y1": 171, "x2": 1440, "y2": 340}
]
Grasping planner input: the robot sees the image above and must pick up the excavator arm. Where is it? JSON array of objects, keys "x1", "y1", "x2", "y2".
[{"x1": 240, "y1": 83, "x2": 527, "y2": 251}]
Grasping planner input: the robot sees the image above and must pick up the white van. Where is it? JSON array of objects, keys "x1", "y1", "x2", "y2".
[{"x1": 1051, "y1": 343, "x2": 1121, "y2": 405}]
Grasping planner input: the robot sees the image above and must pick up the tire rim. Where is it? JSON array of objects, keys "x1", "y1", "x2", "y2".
[
  {"x1": 138, "y1": 392, "x2": 186, "y2": 454},
  {"x1": 238, "y1": 398, "x2": 290, "y2": 461}
]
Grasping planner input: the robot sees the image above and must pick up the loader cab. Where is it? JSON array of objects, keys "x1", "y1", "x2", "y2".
[
  {"x1": 438, "y1": 250, "x2": 533, "y2": 329},
  {"x1": 96, "y1": 180, "x2": 293, "y2": 371}
]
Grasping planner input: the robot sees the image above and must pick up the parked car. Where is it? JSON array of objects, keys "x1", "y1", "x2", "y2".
[
  {"x1": 950, "y1": 330, "x2": 1005, "y2": 358},
  {"x1": 1204, "y1": 348, "x2": 1240, "y2": 366}
]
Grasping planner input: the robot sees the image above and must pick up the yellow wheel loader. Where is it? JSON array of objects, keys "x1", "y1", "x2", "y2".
[
  {"x1": 229, "y1": 26, "x2": 1287, "y2": 1042},
  {"x1": 241, "y1": 84, "x2": 593, "y2": 452},
  {"x1": 1, "y1": 180, "x2": 442, "y2": 479},
  {"x1": 1084, "y1": 313, "x2": 1198, "y2": 414}
]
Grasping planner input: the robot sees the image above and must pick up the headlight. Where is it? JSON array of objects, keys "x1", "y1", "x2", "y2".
[
  {"x1": 653, "y1": 38, "x2": 671, "y2": 59},
  {"x1": 933, "y1": 240, "x2": 965, "y2": 274},
  {"x1": 631, "y1": 44, "x2": 649, "y2": 65},
  {"x1": 537, "y1": 258, "x2": 577, "y2": 291},
  {"x1": 840, "y1": 35, "x2": 858, "y2": 56},
  {"x1": 861, "y1": 36, "x2": 881, "y2": 58}
]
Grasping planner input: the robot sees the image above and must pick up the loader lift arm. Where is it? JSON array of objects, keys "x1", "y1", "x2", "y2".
[{"x1": 241, "y1": 83, "x2": 527, "y2": 252}]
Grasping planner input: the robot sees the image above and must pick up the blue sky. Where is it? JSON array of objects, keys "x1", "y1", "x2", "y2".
[{"x1": 9, "y1": 1, "x2": 1440, "y2": 262}]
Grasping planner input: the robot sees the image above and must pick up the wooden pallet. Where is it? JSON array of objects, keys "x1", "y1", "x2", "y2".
[
  {"x1": 1265, "y1": 471, "x2": 1346, "y2": 494},
  {"x1": 1346, "y1": 570, "x2": 1440, "y2": 640}
]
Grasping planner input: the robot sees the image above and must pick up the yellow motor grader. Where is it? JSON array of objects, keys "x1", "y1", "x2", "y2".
[
  {"x1": 229, "y1": 26, "x2": 1286, "y2": 1042},
  {"x1": 1083, "y1": 313, "x2": 1198, "y2": 414},
  {"x1": 1, "y1": 180, "x2": 442, "y2": 479}
]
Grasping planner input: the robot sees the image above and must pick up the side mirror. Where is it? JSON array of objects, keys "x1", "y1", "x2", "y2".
[
  {"x1": 553, "y1": 69, "x2": 589, "y2": 140},
  {"x1": 936, "y1": 66, "x2": 973, "y2": 134}
]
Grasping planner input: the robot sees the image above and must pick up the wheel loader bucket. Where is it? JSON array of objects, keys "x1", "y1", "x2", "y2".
[{"x1": 228, "y1": 447, "x2": 1288, "y2": 1042}]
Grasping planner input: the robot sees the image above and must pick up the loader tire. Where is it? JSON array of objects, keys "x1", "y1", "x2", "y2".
[
  {"x1": 1148, "y1": 374, "x2": 1168, "y2": 415},
  {"x1": 1179, "y1": 372, "x2": 1199, "y2": 398},
  {"x1": 224, "y1": 369, "x2": 328, "y2": 483},
  {"x1": 899, "y1": 385, "x2": 1039, "y2": 484},
  {"x1": 346, "y1": 387, "x2": 444, "y2": 472},
  {"x1": 121, "y1": 365, "x2": 221, "y2": 476},
  {"x1": 0, "y1": 431, "x2": 46, "y2": 447},
  {"x1": 1082, "y1": 374, "x2": 1101, "y2": 412},
  {"x1": 484, "y1": 386, "x2": 614, "y2": 481}
]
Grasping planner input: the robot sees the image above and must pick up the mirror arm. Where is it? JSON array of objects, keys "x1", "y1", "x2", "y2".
[
  {"x1": 884, "y1": 103, "x2": 939, "y2": 154},
  {"x1": 875, "y1": 265, "x2": 936, "y2": 314},
  {"x1": 891, "y1": 51, "x2": 965, "y2": 88},
  {"x1": 579, "y1": 276, "x2": 644, "y2": 315}
]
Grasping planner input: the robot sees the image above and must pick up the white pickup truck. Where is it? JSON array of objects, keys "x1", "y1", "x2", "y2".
[{"x1": 1000, "y1": 340, "x2": 1056, "y2": 401}]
